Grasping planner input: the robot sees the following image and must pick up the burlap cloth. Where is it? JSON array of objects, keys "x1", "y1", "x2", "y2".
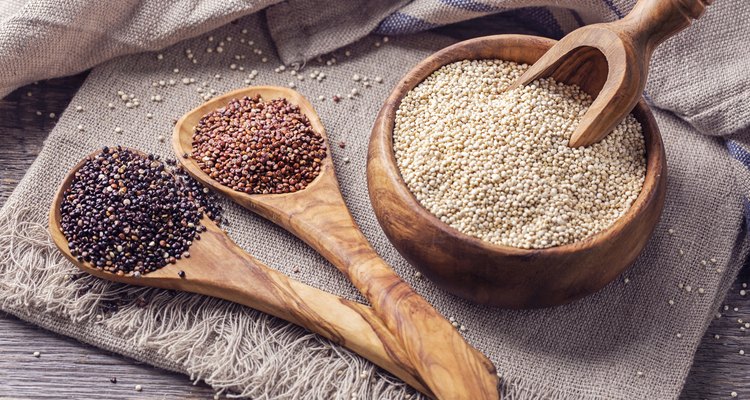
[{"x1": 2, "y1": 1, "x2": 750, "y2": 399}]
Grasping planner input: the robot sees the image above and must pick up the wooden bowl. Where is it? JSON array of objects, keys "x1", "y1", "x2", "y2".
[{"x1": 367, "y1": 34, "x2": 667, "y2": 308}]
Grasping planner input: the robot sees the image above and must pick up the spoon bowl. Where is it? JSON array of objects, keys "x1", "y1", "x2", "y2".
[
  {"x1": 368, "y1": 34, "x2": 667, "y2": 308},
  {"x1": 48, "y1": 148, "x2": 434, "y2": 396},
  {"x1": 172, "y1": 87, "x2": 499, "y2": 399}
]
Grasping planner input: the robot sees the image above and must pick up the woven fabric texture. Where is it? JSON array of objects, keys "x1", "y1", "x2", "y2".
[{"x1": 1, "y1": 1, "x2": 750, "y2": 399}]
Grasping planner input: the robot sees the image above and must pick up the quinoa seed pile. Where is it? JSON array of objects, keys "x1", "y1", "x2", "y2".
[
  {"x1": 60, "y1": 147, "x2": 221, "y2": 275},
  {"x1": 191, "y1": 95, "x2": 327, "y2": 194},
  {"x1": 393, "y1": 60, "x2": 646, "y2": 249}
]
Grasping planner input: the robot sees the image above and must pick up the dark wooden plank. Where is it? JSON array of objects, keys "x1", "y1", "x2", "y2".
[
  {"x1": 683, "y1": 270, "x2": 750, "y2": 399},
  {"x1": 0, "y1": 74, "x2": 88, "y2": 205},
  {"x1": 0, "y1": 312, "x2": 215, "y2": 399}
]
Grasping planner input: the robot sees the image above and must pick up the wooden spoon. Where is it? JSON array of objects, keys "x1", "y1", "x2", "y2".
[
  {"x1": 173, "y1": 87, "x2": 499, "y2": 399},
  {"x1": 508, "y1": 0, "x2": 712, "y2": 147},
  {"x1": 48, "y1": 149, "x2": 433, "y2": 397}
]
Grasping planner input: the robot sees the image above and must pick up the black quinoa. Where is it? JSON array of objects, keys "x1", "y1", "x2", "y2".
[{"x1": 59, "y1": 147, "x2": 221, "y2": 276}]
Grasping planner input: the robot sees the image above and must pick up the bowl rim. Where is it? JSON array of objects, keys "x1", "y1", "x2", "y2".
[{"x1": 373, "y1": 33, "x2": 666, "y2": 258}]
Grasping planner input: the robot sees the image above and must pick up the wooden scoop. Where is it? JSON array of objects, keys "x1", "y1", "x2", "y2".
[
  {"x1": 508, "y1": 0, "x2": 712, "y2": 147},
  {"x1": 173, "y1": 87, "x2": 499, "y2": 399},
  {"x1": 48, "y1": 149, "x2": 433, "y2": 397}
]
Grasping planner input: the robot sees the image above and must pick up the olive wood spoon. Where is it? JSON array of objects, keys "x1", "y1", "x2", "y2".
[
  {"x1": 48, "y1": 150, "x2": 433, "y2": 397},
  {"x1": 173, "y1": 86, "x2": 499, "y2": 399},
  {"x1": 508, "y1": 0, "x2": 712, "y2": 147}
]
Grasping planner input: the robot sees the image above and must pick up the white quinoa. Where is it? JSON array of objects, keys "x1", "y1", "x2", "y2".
[{"x1": 393, "y1": 59, "x2": 646, "y2": 249}]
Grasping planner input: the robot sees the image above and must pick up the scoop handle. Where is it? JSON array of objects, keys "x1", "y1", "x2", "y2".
[{"x1": 619, "y1": 0, "x2": 712, "y2": 49}]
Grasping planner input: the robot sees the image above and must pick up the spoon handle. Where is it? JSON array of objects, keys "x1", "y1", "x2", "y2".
[
  {"x1": 617, "y1": 0, "x2": 712, "y2": 49},
  {"x1": 181, "y1": 225, "x2": 432, "y2": 396},
  {"x1": 276, "y1": 191, "x2": 499, "y2": 399},
  {"x1": 348, "y1": 250, "x2": 499, "y2": 399}
]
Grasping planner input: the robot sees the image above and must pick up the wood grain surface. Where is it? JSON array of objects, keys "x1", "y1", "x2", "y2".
[{"x1": 1, "y1": 59, "x2": 749, "y2": 400}]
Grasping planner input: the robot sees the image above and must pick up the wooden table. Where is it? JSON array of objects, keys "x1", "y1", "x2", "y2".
[{"x1": 1, "y1": 74, "x2": 748, "y2": 400}]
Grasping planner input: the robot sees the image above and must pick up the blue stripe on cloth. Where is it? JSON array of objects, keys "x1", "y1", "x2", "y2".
[
  {"x1": 727, "y1": 141, "x2": 750, "y2": 245},
  {"x1": 439, "y1": 0, "x2": 503, "y2": 13},
  {"x1": 376, "y1": 11, "x2": 440, "y2": 35},
  {"x1": 602, "y1": 0, "x2": 624, "y2": 18},
  {"x1": 643, "y1": 91, "x2": 654, "y2": 105},
  {"x1": 508, "y1": 7, "x2": 565, "y2": 39},
  {"x1": 727, "y1": 140, "x2": 750, "y2": 169},
  {"x1": 377, "y1": 5, "x2": 564, "y2": 38},
  {"x1": 570, "y1": 9, "x2": 585, "y2": 27}
]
